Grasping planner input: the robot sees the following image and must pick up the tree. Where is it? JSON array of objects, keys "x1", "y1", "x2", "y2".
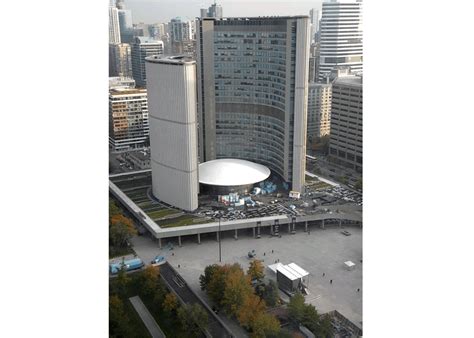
[
  {"x1": 162, "y1": 293, "x2": 178, "y2": 314},
  {"x1": 222, "y1": 266, "x2": 254, "y2": 316},
  {"x1": 109, "y1": 295, "x2": 131, "y2": 337},
  {"x1": 247, "y1": 260, "x2": 265, "y2": 282},
  {"x1": 317, "y1": 314, "x2": 334, "y2": 338},
  {"x1": 301, "y1": 304, "x2": 319, "y2": 333},
  {"x1": 250, "y1": 311, "x2": 281, "y2": 338},
  {"x1": 199, "y1": 264, "x2": 220, "y2": 291},
  {"x1": 116, "y1": 265, "x2": 130, "y2": 297},
  {"x1": 237, "y1": 293, "x2": 267, "y2": 328},
  {"x1": 262, "y1": 280, "x2": 279, "y2": 307},
  {"x1": 288, "y1": 292, "x2": 306, "y2": 324},
  {"x1": 177, "y1": 304, "x2": 209, "y2": 338},
  {"x1": 140, "y1": 265, "x2": 160, "y2": 298},
  {"x1": 109, "y1": 199, "x2": 121, "y2": 217},
  {"x1": 110, "y1": 214, "x2": 137, "y2": 248}
]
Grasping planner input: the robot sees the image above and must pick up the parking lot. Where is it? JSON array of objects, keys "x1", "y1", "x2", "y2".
[{"x1": 130, "y1": 225, "x2": 363, "y2": 328}]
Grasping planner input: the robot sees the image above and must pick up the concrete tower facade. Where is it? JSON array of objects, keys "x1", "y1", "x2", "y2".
[
  {"x1": 145, "y1": 55, "x2": 199, "y2": 211},
  {"x1": 196, "y1": 16, "x2": 310, "y2": 193}
]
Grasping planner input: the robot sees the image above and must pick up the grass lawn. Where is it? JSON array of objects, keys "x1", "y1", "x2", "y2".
[
  {"x1": 146, "y1": 208, "x2": 181, "y2": 220},
  {"x1": 158, "y1": 215, "x2": 212, "y2": 228}
]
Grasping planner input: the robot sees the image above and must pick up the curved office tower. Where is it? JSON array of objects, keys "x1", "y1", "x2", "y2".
[
  {"x1": 196, "y1": 16, "x2": 310, "y2": 193},
  {"x1": 145, "y1": 55, "x2": 199, "y2": 211}
]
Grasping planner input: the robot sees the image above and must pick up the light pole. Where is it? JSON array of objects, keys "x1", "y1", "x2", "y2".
[{"x1": 218, "y1": 217, "x2": 222, "y2": 262}]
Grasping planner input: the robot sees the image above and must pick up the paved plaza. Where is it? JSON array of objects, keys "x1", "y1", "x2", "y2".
[{"x1": 131, "y1": 224, "x2": 363, "y2": 329}]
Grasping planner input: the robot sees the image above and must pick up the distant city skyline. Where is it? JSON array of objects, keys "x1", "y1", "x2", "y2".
[{"x1": 122, "y1": 0, "x2": 323, "y2": 24}]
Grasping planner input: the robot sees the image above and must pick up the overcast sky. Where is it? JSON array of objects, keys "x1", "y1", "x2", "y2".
[{"x1": 122, "y1": 0, "x2": 323, "y2": 24}]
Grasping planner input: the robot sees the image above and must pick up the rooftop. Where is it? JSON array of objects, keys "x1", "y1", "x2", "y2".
[
  {"x1": 109, "y1": 88, "x2": 147, "y2": 96},
  {"x1": 145, "y1": 55, "x2": 195, "y2": 65},
  {"x1": 199, "y1": 159, "x2": 271, "y2": 187}
]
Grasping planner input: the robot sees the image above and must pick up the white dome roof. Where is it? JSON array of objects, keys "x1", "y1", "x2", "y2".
[{"x1": 199, "y1": 159, "x2": 271, "y2": 186}]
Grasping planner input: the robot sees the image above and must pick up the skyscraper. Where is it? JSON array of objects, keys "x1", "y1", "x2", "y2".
[
  {"x1": 116, "y1": 0, "x2": 134, "y2": 44},
  {"x1": 169, "y1": 17, "x2": 193, "y2": 42},
  {"x1": 328, "y1": 68, "x2": 362, "y2": 172},
  {"x1": 201, "y1": 1, "x2": 223, "y2": 18},
  {"x1": 196, "y1": 16, "x2": 310, "y2": 193},
  {"x1": 109, "y1": 5, "x2": 121, "y2": 44},
  {"x1": 145, "y1": 55, "x2": 199, "y2": 211},
  {"x1": 109, "y1": 88, "x2": 149, "y2": 152},
  {"x1": 309, "y1": 8, "x2": 320, "y2": 43},
  {"x1": 317, "y1": 0, "x2": 363, "y2": 81},
  {"x1": 109, "y1": 43, "x2": 132, "y2": 78},
  {"x1": 131, "y1": 37, "x2": 164, "y2": 87}
]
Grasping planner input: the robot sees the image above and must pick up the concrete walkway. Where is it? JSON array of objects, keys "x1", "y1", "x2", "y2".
[{"x1": 129, "y1": 296, "x2": 166, "y2": 338}]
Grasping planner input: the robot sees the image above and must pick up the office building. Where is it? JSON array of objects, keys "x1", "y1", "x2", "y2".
[
  {"x1": 307, "y1": 82, "x2": 331, "y2": 142},
  {"x1": 109, "y1": 5, "x2": 121, "y2": 44},
  {"x1": 317, "y1": 0, "x2": 363, "y2": 81},
  {"x1": 196, "y1": 16, "x2": 310, "y2": 193},
  {"x1": 109, "y1": 88, "x2": 149, "y2": 152},
  {"x1": 328, "y1": 68, "x2": 362, "y2": 172},
  {"x1": 145, "y1": 55, "x2": 199, "y2": 211},
  {"x1": 131, "y1": 37, "x2": 164, "y2": 87},
  {"x1": 109, "y1": 43, "x2": 132, "y2": 78}
]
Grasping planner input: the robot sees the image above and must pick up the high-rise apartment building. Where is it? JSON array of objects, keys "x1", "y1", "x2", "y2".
[
  {"x1": 109, "y1": 43, "x2": 132, "y2": 78},
  {"x1": 307, "y1": 82, "x2": 331, "y2": 142},
  {"x1": 196, "y1": 16, "x2": 310, "y2": 193},
  {"x1": 131, "y1": 37, "x2": 164, "y2": 87},
  {"x1": 109, "y1": 88, "x2": 149, "y2": 152},
  {"x1": 328, "y1": 68, "x2": 362, "y2": 172},
  {"x1": 145, "y1": 55, "x2": 199, "y2": 211},
  {"x1": 109, "y1": 6, "x2": 121, "y2": 44},
  {"x1": 317, "y1": 0, "x2": 363, "y2": 81}
]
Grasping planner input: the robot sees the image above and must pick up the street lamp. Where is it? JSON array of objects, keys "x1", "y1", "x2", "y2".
[{"x1": 218, "y1": 217, "x2": 222, "y2": 262}]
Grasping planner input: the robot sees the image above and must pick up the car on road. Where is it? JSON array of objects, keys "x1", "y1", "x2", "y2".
[
  {"x1": 341, "y1": 230, "x2": 351, "y2": 236},
  {"x1": 151, "y1": 255, "x2": 166, "y2": 266}
]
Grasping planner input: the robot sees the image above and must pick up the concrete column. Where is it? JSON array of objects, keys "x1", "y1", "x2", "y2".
[
  {"x1": 288, "y1": 224, "x2": 291, "y2": 233},
  {"x1": 178, "y1": 236, "x2": 182, "y2": 247},
  {"x1": 216, "y1": 231, "x2": 219, "y2": 241},
  {"x1": 257, "y1": 225, "x2": 261, "y2": 238},
  {"x1": 305, "y1": 221, "x2": 308, "y2": 232},
  {"x1": 253, "y1": 227, "x2": 256, "y2": 238},
  {"x1": 339, "y1": 219, "x2": 342, "y2": 228},
  {"x1": 197, "y1": 233, "x2": 201, "y2": 244},
  {"x1": 234, "y1": 229, "x2": 238, "y2": 240},
  {"x1": 321, "y1": 219, "x2": 325, "y2": 229},
  {"x1": 292, "y1": 221, "x2": 296, "y2": 233},
  {"x1": 158, "y1": 238, "x2": 162, "y2": 249},
  {"x1": 270, "y1": 224, "x2": 273, "y2": 235}
]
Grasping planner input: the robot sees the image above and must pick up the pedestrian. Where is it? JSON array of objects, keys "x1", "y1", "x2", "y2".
[
  {"x1": 264, "y1": 252, "x2": 266, "y2": 256},
  {"x1": 323, "y1": 273, "x2": 325, "y2": 277},
  {"x1": 178, "y1": 264, "x2": 180, "y2": 268},
  {"x1": 357, "y1": 288, "x2": 360, "y2": 292},
  {"x1": 272, "y1": 249, "x2": 274, "y2": 254},
  {"x1": 330, "y1": 279, "x2": 333, "y2": 284},
  {"x1": 172, "y1": 252, "x2": 174, "y2": 256}
]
